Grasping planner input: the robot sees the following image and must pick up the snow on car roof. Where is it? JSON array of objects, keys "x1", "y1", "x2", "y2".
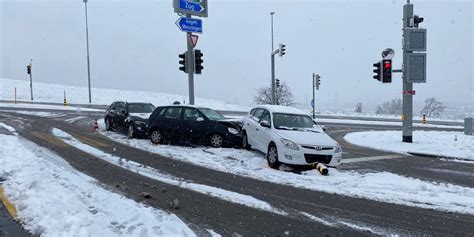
[{"x1": 253, "y1": 105, "x2": 307, "y2": 115}]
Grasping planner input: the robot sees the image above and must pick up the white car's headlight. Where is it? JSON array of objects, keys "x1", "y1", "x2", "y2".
[
  {"x1": 280, "y1": 138, "x2": 299, "y2": 150},
  {"x1": 228, "y1": 127, "x2": 239, "y2": 135},
  {"x1": 335, "y1": 145, "x2": 342, "y2": 153}
]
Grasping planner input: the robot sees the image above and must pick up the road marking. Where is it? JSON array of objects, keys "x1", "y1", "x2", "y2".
[
  {"x1": 342, "y1": 154, "x2": 404, "y2": 163},
  {"x1": 31, "y1": 132, "x2": 68, "y2": 147},
  {"x1": 0, "y1": 187, "x2": 18, "y2": 221},
  {"x1": 72, "y1": 132, "x2": 108, "y2": 147}
]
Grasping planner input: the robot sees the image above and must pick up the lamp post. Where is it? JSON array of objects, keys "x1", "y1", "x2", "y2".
[
  {"x1": 83, "y1": 0, "x2": 92, "y2": 104},
  {"x1": 270, "y1": 12, "x2": 275, "y2": 52}
]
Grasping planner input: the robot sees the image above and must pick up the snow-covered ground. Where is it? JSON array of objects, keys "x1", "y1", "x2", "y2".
[
  {"x1": 96, "y1": 121, "x2": 474, "y2": 215},
  {"x1": 53, "y1": 128, "x2": 286, "y2": 216},
  {"x1": 0, "y1": 78, "x2": 249, "y2": 111},
  {"x1": 315, "y1": 110, "x2": 466, "y2": 123},
  {"x1": 0, "y1": 123, "x2": 196, "y2": 236},
  {"x1": 0, "y1": 102, "x2": 102, "y2": 112},
  {"x1": 316, "y1": 118, "x2": 463, "y2": 129},
  {"x1": 344, "y1": 130, "x2": 474, "y2": 161}
]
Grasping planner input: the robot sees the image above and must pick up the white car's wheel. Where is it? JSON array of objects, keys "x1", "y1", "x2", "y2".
[{"x1": 267, "y1": 143, "x2": 281, "y2": 169}]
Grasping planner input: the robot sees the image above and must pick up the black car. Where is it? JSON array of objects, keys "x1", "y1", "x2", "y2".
[
  {"x1": 147, "y1": 105, "x2": 242, "y2": 148},
  {"x1": 104, "y1": 101, "x2": 155, "y2": 138}
]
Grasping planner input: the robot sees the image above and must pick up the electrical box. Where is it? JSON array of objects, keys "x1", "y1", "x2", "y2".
[
  {"x1": 404, "y1": 52, "x2": 426, "y2": 83},
  {"x1": 404, "y1": 28, "x2": 427, "y2": 52},
  {"x1": 466, "y1": 118, "x2": 473, "y2": 135}
]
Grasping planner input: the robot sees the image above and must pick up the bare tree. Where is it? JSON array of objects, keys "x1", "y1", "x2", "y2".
[
  {"x1": 354, "y1": 102, "x2": 363, "y2": 113},
  {"x1": 375, "y1": 99, "x2": 402, "y2": 115},
  {"x1": 420, "y1": 97, "x2": 445, "y2": 117},
  {"x1": 254, "y1": 82, "x2": 295, "y2": 106}
]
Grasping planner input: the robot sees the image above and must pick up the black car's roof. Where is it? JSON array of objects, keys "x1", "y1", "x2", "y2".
[{"x1": 155, "y1": 105, "x2": 210, "y2": 110}]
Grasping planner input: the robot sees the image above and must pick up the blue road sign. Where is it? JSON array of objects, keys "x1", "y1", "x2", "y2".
[
  {"x1": 311, "y1": 99, "x2": 315, "y2": 108},
  {"x1": 179, "y1": 0, "x2": 204, "y2": 13},
  {"x1": 176, "y1": 17, "x2": 202, "y2": 34}
]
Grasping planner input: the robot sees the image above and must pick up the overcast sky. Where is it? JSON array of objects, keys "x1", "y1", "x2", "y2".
[{"x1": 1, "y1": 0, "x2": 472, "y2": 111}]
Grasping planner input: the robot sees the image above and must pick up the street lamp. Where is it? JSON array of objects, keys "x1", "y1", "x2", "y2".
[
  {"x1": 83, "y1": 0, "x2": 92, "y2": 104},
  {"x1": 270, "y1": 12, "x2": 275, "y2": 52}
]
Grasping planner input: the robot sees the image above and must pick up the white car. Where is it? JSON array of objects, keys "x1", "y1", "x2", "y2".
[{"x1": 242, "y1": 105, "x2": 342, "y2": 168}]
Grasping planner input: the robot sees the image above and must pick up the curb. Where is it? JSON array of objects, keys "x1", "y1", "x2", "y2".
[
  {"x1": 0, "y1": 187, "x2": 18, "y2": 221},
  {"x1": 407, "y1": 152, "x2": 473, "y2": 162}
]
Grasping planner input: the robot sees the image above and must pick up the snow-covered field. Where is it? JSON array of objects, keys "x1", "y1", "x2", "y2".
[
  {"x1": 316, "y1": 110, "x2": 466, "y2": 123},
  {"x1": 344, "y1": 131, "x2": 474, "y2": 161},
  {"x1": 0, "y1": 123, "x2": 195, "y2": 236},
  {"x1": 0, "y1": 102, "x2": 102, "y2": 112},
  {"x1": 96, "y1": 121, "x2": 474, "y2": 215},
  {"x1": 0, "y1": 78, "x2": 249, "y2": 111},
  {"x1": 316, "y1": 118, "x2": 462, "y2": 129}
]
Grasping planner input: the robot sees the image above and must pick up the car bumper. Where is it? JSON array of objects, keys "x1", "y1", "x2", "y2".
[
  {"x1": 134, "y1": 123, "x2": 148, "y2": 137},
  {"x1": 224, "y1": 133, "x2": 243, "y2": 148},
  {"x1": 278, "y1": 145, "x2": 342, "y2": 167}
]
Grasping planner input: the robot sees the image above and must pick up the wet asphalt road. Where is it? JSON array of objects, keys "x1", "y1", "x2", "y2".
[{"x1": 0, "y1": 108, "x2": 473, "y2": 236}]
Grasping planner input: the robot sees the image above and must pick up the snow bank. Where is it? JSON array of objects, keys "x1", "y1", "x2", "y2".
[
  {"x1": 344, "y1": 130, "x2": 474, "y2": 160},
  {"x1": 0, "y1": 78, "x2": 249, "y2": 111},
  {"x1": 98, "y1": 125, "x2": 474, "y2": 215},
  {"x1": 53, "y1": 128, "x2": 286, "y2": 216},
  {"x1": 0, "y1": 124, "x2": 195, "y2": 236}
]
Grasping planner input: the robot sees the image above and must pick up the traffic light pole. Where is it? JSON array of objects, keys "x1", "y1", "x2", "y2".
[
  {"x1": 402, "y1": 2, "x2": 414, "y2": 143},
  {"x1": 312, "y1": 73, "x2": 316, "y2": 119},
  {"x1": 186, "y1": 14, "x2": 195, "y2": 105},
  {"x1": 29, "y1": 62, "x2": 33, "y2": 101},
  {"x1": 271, "y1": 50, "x2": 278, "y2": 105}
]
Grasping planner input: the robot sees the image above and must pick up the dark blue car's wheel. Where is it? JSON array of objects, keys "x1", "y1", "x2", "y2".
[
  {"x1": 210, "y1": 134, "x2": 223, "y2": 148},
  {"x1": 127, "y1": 124, "x2": 135, "y2": 139},
  {"x1": 105, "y1": 118, "x2": 112, "y2": 131},
  {"x1": 150, "y1": 129, "x2": 162, "y2": 144}
]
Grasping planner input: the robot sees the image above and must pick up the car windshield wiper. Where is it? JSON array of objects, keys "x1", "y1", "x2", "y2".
[{"x1": 276, "y1": 126, "x2": 292, "y2": 130}]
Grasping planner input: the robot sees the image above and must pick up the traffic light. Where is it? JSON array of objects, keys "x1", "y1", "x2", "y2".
[
  {"x1": 278, "y1": 44, "x2": 286, "y2": 57},
  {"x1": 194, "y1": 49, "x2": 203, "y2": 74},
  {"x1": 382, "y1": 59, "x2": 392, "y2": 83},
  {"x1": 178, "y1": 53, "x2": 187, "y2": 73},
  {"x1": 413, "y1": 15, "x2": 424, "y2": 28},
  {"x1": 27, "y1": 65, "x2": 31, "y2": 75},
  {"x1": 373, "y1": 61, "x2": 381, "y2": 81},
  {"x1": 276, "y1": 79, "x2": 280, "y2": 88},
  {"x1": 314, "y1": 74, "x2": 321, "y2": 90}
]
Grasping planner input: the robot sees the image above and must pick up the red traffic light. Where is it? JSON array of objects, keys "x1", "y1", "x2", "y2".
[{"x1": 384, "y1": 62, "x2": 391, "y2": 69}]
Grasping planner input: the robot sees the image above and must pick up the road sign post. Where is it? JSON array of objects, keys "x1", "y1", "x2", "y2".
[
  {"x1": 174, "y1": 0, "x2": 207, "y2": 106},
  {"x1": 186, "y1": 17, "x2": 195, "y2": 105}
]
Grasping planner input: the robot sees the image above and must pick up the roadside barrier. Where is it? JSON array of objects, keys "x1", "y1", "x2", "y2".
[
  {"x1": 92, "y1": 118, "x2": 99, "y2": 132},
  {"x1": 0, "y1": 187, "x2": 18, "y2": 221},
  {"x1": 312, "y1": 163, "x2": 328, "y2": 175}
]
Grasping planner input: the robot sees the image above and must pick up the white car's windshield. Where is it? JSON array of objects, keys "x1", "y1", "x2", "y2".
[{"x1": 273, "y1": 113, "x2": 316, "y2": 130}]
